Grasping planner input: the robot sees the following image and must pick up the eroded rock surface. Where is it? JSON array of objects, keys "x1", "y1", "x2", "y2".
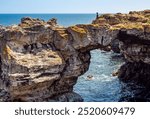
[
  {"x1": 93, "y1": 10, "x2": 150, "y2": 86},
  {"x1": 0, "y1": 10, "x2": 150, "y2": 101}
]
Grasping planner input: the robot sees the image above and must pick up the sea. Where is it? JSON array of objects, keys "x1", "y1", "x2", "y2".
[{"x1": 0, "y1": 14, "x2": 149, "y2": 102}]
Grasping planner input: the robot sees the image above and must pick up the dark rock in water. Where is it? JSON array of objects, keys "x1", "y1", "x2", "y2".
[
  {"x1": 87, "y1": 75, "x2": 94, "y2": 80},
  {"x1": 112, "y1": 71, "x2": 119, "y2": 77}
]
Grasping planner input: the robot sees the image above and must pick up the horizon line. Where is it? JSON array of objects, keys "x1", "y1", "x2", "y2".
[{"x1": 0, "y1": 12, "x2": 129, "y2": 14}]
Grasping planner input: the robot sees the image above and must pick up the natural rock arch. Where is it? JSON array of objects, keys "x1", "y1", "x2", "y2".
[{"x1": 0, "y1": 10, "x2": 150, "y2": 101}]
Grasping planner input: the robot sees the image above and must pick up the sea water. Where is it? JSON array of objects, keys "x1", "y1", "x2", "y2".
[
  {"x1": 0, "y1": 14, "x2": 149, "y2": 102},
  {"x1": 0, "y1": 14, "x2": 95, "y2": 27}
]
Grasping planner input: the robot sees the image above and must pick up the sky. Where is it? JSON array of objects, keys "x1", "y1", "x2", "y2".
[{"x1": 0, "y1": 0, "x2": 150, "y2": 13}]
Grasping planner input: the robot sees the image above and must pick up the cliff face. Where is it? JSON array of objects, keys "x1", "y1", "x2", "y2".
[
  {"x1": 118, "y1": 28, "x2": 150, "y2": 86},
  {"x1": 0, "y1": 10, "x2": 150, "y2": 101},
  {"x1": 93, "y1": 10, "x2": 150, "y2": 86}
]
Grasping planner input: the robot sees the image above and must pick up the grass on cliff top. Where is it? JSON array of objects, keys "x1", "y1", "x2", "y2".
[
  {"x1": 55, "y1": 28, "x2": 69, "y2": 40},
  {"x1": 110, "y1": 23, "x2": 144, "y2": 30},
  {"x1": 95, "y1": 11, "x2": 150, "y2": 31},
  {"x1": 69, "y1": 26, "x2": 87, "y2": 34}
]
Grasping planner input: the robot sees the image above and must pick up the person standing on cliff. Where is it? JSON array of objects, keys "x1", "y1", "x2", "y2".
[{"x1": 96, "y1": 12, "x2": 99, "y2": 19}]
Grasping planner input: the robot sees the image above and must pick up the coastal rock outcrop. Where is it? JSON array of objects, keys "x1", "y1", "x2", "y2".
[
  {"x1": 93, "y1": 10, "x2": 150, "y2": 87},
  {"x1": 3, "y1": 19, "x2": 91, "y2": 102},
  {"x1": 0, "y1": 10, "x2": 150, "y2": 101},
  {"x1": 118, "y1": 28, "x2": 150, "y2": 86}
]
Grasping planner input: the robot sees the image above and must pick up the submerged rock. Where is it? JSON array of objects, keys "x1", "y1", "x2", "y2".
[
  {"x1": 0, "y1": 10, "x2": 150, "y2": 101},
  {"x1": 87, "y1": 75, "x2": 94, "y2": 80}
]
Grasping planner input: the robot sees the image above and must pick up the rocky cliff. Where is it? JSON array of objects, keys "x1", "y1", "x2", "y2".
[
  {"x1": 93, "y1": 10, "x2": 150, "y2": 87},
  {"x1": 0, "y1": 10, "x2": 150, "y2": 101}
]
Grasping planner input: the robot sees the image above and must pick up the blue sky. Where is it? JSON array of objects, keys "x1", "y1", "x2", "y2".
[{"x1": 0, "y1": 0, "x2": 150, "y2": 13}]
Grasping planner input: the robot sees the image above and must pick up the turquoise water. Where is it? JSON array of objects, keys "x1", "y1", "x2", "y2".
[
  {"x1": 0, "y1": 14, "x2": 149, "y2": 102},
  {"x1": 74, "y1": 50, "x2": 123, "y2": 102}
]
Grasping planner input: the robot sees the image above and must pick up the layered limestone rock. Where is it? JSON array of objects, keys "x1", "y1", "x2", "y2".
[{"x1": 0, "y1": 10, "x2": 150, "y2": 101}]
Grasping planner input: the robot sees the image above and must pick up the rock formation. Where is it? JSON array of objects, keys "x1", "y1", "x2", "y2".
[
  {"x1": 93, "y1": 10, "x2": 150, "y2": 87},
  {"x1": 0, "y1": 10, "x2": 150, "y2": 101}
]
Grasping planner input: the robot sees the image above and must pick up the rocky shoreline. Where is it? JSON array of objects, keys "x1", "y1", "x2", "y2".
[{"x1": 0, "y1": 10, "x2": 150, "y2": 101}]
